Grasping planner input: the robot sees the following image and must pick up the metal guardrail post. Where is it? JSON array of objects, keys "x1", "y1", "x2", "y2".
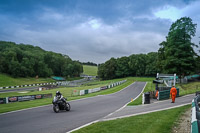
[{"x1": 191, "y1": 99, "x2": 199, "y2": 133}]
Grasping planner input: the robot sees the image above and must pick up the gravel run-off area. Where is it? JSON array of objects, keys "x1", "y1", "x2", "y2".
[{"x1": 172, "y1": 107, "x2": 191, "y2": 133}]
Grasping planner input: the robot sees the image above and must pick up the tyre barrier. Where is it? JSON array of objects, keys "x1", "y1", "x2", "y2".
[
  {"x1": 142, "y1": 92, "x2": 150, "y2": 104},
  {"x1": 0, "y1": 93, "x2": 52, "y2": 104},
  {"x1": 79, "y1": 80, "x2": 127, "y2": 96},
  {"x1": 191, "y1": 95, "x2": 200, "y2": 133}
]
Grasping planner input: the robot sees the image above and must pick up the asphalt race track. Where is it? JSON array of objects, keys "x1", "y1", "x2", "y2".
[{"x1": 0, "y1": 82, "x2": 146, "y2": 133}]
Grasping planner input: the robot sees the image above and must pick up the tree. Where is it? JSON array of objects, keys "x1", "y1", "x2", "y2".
[
  {"x1": 158, "y1": 17, "x2": 197, "y2": 78},
  {"x1": 157, "y1": 41, "x2": 167, "y2": 72},
  {"x1": 145, "y1": 52, "x2": 158, "y2": 76},
  {"x1": 195, "y1": 56, "x2": 200, "y2": 73},
  {"x1": 129, "y1": 54, "x2": 146, "y2": 76},
  {"x1": 195, "y1": 39, "x2": 200, "y2": 73},
  {"x1": 98, "y1": 63, "x2": 105, "y2": 79},
  {"x1": 115, "y1": 57, "x2": 130, "y2": 78},
  {"x1": 98, "y1": 58, "x2": 117, "y2": 80},
  {"x1": 98, "y1": 53, "x2": 159, "y2": 79}
]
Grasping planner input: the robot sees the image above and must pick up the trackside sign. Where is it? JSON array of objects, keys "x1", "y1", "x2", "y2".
[{"x1": 0, "y1": 93, "x2": 52, "y2": 104}]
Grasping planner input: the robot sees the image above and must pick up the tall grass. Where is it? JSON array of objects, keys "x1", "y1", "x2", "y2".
[{"x1": 177, "y1": 81, "x2": 200, "y2": 96}]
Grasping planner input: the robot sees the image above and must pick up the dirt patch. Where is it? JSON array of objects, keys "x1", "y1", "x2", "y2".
[{"x1": 172, "y1": 108, "x2": 191, "y2": 133}]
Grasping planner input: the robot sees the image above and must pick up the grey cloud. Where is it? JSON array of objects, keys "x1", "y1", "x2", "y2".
[
  {"x1": 0, "y1": 0, "x2": 199, "y2": 64},
  {"x1": 3, "y1": 16, "x2": 165, "y2": 63}
]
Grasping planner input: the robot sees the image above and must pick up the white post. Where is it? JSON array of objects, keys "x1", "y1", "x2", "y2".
[
  {"x1": 142, "y1": 93, "x2": 144, "y2": 104},
  {"x1": 157, "y1": 73, "x2": 159, "y2": 79},
  {"x1": 6, "y1": 97, "x2": 8, "y2": 103},
  {"x1": 174, "y1": 73, "x2": 176, "y2": 86}
]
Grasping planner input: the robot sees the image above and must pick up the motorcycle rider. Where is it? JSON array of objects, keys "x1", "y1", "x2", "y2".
[{"x1": 55, "y1": 91, "x2": 67, "y2": 104}]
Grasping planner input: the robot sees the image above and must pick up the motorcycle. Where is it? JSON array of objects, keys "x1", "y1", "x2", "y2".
[{"x1": 52, "y1": 96, "x2": 70, "y2": 113}]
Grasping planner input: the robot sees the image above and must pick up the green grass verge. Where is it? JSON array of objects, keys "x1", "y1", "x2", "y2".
[
  {"x1": 83, "y1": 65, "x2": 98, "y2": 76},
  {"x1": 177, "y1": 81, "x2": 200, "y2": 96},
  {"x1": 0, "y1": 77, "x2": 136, "y2": 113},
  {"x1": 72, "y1": 105, "x2": 191, "y2": 133},
  {"x1": 0, "y1": 73, "x2": 55, "y2": 87}
]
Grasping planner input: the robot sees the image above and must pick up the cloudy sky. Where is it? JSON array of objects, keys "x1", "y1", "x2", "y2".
[{"x1": 0, "y1": 0, "x2": 200, "y2": 63}]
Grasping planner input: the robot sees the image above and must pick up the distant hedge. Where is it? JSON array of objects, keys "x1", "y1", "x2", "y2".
[{"x1": 82, "y1": 62, "x2": 97, "y2": 66}]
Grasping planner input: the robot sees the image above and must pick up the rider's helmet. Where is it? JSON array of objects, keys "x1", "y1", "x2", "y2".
[{"x1": 56, "y1": 91, "x2": 61, "y2": 98}]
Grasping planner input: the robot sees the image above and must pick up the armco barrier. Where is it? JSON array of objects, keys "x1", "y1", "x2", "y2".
[
  {"x1": 80, "y1": 90, "x2": 85, "y2": 95},
  {"x1": 0, "y1": 81, "x2": 64, "y2": 90},
  {"x1": 191, "y1": 96, "x2": 200, "y2": 133},
  {"x1": 100, "y1": 86, "x2": 107, "y2": 90},
  {"x1": 158, "y1": 88, "x2": 179, "y2": 100},
  {"x1": 43, "y1": 93, "x2": 53, "y2": 98},
  {"x1": 0, "y1": 93, "x2": 52, "y2": 104},
  {"x1": 0, "y1": 98, "x2": 7, "y2": 104},
  {"x1": 84, "y1": 90, "x2": 89, "y2": 94},
  {"x1": 79, "y1": 80, "x2": 127, "y2": 96},
  {"x1": 107, "y1": 85, "x2": 111, "y2": 89}
]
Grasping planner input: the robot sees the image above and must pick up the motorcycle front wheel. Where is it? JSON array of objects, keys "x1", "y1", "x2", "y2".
[
  {"x1": 65, "y1": 103, "x2": 71, "y2": 111},
  {"x1": 53, "y1": 105, "x2": 59, "y2": 113}
]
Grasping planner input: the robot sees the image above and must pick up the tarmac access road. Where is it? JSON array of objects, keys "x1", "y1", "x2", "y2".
[
  {"x1": 0, "y1": 82, "x2": 146, "y2": 133},
  {"x1": 102, "y1": 93, "x2": 195, "y2": 121}
]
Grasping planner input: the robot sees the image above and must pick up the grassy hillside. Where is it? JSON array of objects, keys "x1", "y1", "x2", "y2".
[
  {"x1": 0, "y1": 41, "x2": 82, "y2": 78},
  {"x1": 83, "y1": 65, "x2": 98, "y2": 76},
  {"x1": 0, "y1": 73, "x2": 54, "y2": 87}
]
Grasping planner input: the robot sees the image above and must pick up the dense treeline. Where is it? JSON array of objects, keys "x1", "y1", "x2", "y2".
[
  {"x1": 82, "y1": 62, "x2": 97, "y2": 66},
  {"x1": 98, "y1": 17, "x2": 200, "y2": 80},
  {"x1": 98, "y1": 52, "x2": 158, "y2": 80},
  {"x1": 0, "y1": 41, "x2": 83, "y2": 77}
]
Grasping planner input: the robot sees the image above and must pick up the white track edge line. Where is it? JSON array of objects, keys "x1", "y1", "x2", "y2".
[
  {"x1": 102, "y1": 81, "x2": 136, "y2": 96},
  {"x1": 66, "y1": 120, "x2": 100, "y2": 133},
  {"x1": 105, "y1": 82, "x2": 147, "y2": 118},
  {"x1": 101, "y1": 102, "x2": 191, "y2": 121},
  {"x1": 71, "y1": 81, "x2": 136, "y2": 102},
  {"x1": 66, "y1": 82, "x2": 147, "y2": 133}
]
